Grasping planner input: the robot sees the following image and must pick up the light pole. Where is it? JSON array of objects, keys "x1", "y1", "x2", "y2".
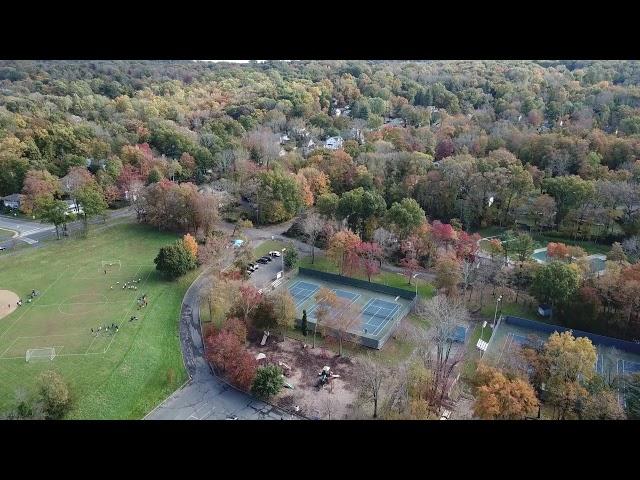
[
  {"x1": 281, "y1": 247, "x2": 286, "y2": 273},
  {"x1": 412, "y1": 272, "x2": 424, "y2": 297},
  {"x1": 493, "y1": 295, "x2": 502, "y2": 328},
  {"x1": 480, "y1": 320, "x2": 488, "y2": 357}
]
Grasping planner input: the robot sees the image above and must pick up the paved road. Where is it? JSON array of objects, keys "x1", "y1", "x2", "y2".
[
  {"x1": 0, "y1": 215, "x2": 54, "y2": 241},
  {"x1": 146, "y1": 221, "x2": 303, "y2": 421},
  {"x1": 0, "y1": 207, "x2": 134, "y2": 250}
]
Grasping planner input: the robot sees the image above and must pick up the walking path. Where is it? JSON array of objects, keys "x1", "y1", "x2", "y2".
[{"x1": 146, "y1": 221, "x2": 302, "y2": 420}]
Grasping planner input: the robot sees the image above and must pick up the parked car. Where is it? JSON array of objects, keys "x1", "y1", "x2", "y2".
[
  {"x1": 0, "y1": 246, "x2": 5, "y2": 251},
  {"x1": 261, "y1": 256, "x2": 272, "y2": 262},
  {"x1": 246, "y1": 269, "x2": 253, "y2": 275},
  {"x1": 257, "y1": 258, "x2": 269, "y2": 264},
  {"x1": 269, "y1": 251, "x2": 281, "y2": 257}
]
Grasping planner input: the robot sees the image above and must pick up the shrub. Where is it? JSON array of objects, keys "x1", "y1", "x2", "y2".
[
  {"x1": 39, "y1": 371, "x2": 72, "y2": 419},
  {"x1": 251, "y1": 365, "x2": 284, "y2": 399},
  {"x1": 154, "y1": 240, "x2": 197, "y2": 279}
]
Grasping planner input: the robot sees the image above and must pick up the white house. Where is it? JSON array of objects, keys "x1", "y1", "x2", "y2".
[
  {"x1": 1, "y1": 193, "x2": 22, "y2": 209},
  {"x1": 325, "y1": 136, "x2": 343, "y2": 150}
]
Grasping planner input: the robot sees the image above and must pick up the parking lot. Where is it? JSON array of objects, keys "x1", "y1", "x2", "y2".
[{"x1": 246, "y1": 252, "x2": 285, "y2": 291}]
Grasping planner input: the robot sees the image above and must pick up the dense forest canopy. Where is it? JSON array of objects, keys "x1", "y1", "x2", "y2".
[{"x1": 1, "y1": 59, "x2": 639, "y2": 235}]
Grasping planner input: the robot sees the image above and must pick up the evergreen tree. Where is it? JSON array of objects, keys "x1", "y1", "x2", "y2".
[{"x1": 301, "y1": 309, "x2": 308, "y2": 336}]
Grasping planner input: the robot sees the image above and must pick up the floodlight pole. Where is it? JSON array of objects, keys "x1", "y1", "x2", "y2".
[
  {"x1": 412, "y1": 272, "x2": 423, "y2": 297},
  {"x1": 493, "y1": 295, "x2": 502, "y2": 328},
  {"x1": 281, "y1": 247, "x2": 286, "y2": 272}
]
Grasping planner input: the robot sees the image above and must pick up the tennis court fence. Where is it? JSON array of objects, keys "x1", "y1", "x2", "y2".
[
  {"x1": 298, "y1": 268, "x2": 417, "y2": 303},
  {"x1": 504, "y1": 316, "x2": 640, "y2": 355}
]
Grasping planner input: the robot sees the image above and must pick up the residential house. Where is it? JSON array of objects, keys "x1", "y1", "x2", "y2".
[
  {"x1": 279, "y1": 133, "x2": 290, "y2": 144},
  {"x1": 1, "y1": 193, "x2": 22, "y2": 210},
  {"x1": 325, "y1": 136, "x2": 343, "y2": 150}
]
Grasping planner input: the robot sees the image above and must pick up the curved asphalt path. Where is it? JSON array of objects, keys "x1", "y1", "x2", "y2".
[{"x1": 146, "y1": 223, "x2": 302, "y2": 420}]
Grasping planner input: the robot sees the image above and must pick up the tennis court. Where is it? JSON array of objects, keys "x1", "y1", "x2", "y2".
[
  {"x1": 286, "y1": 272, "x2": 414, "y2": 349},
  {"x1": 485, "y1": 316, "x2": 640, "y2": 407}
]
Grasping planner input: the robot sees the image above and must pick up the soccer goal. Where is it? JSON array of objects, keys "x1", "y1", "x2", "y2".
[
  {"x1": 26, "y1": 347, "x2": 56, "y2": 362},
  {"x1": 101, "y1": 260, "x2": 121, "y2": 269}
]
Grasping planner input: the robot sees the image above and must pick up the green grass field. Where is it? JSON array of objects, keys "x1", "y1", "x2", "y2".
[
  {"x1": 0, "y1": 228, "x2": 15, "y2": 241},
  {"x1": 0, "y1": 222, "x2": 196, "y2": 419},
  {"x1": 253, "y1": 239, "x2": 287, "y2": 259}
]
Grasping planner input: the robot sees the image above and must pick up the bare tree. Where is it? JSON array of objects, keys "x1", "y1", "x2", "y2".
[
  {"x1": 324, "y1": 295, "x2": 360, "y2": 356},
  {"x1": 373, "y1": 227, "x2": 398, "y2": 267},
  {"x1": 302, "y1": 212, "x2": 324, "y2": 264},
  {"x1": 243, "y1": 128, "x2": 281, "y2": 168},
  {"x1": 322, "y1": 392, "x2": 337, "y2": 420},
  {"x1": 312, "y1": 288, "x2": 335, "y2": 348},
  {"x1": 461, "y1": 259, "x2": 479, "y2": 302},
  {"x1": 356, "y1": 354, "x2": 388, "y2": 418},
  {"x1": 414, "y1": 295, "x2": 469, "y2": 415}
]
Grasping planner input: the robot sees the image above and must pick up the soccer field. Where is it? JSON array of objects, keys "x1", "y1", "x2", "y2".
[{"x1": 0, "y1": 222, "x2": 196, "y2": 419}]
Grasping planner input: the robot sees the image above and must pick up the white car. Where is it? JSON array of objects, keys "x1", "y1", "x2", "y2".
[
  {"x1": 269, "y1": 251, "x2": 281, "y2": 257},
  {"x1": 0, "y1": 246, "x2": 6, "y2": 251}
]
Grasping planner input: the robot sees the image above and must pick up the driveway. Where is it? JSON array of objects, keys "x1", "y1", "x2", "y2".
[{"x1": 146, "y1": 231, "x2": 302, "y2": 421}]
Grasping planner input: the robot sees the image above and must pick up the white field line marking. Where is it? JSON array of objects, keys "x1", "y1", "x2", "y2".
[
  {"x1": 102, "y1": 268, "x2": 153, "y2": 355},
  {"x1": 0, "y1": 268, "x2": 68, "y2": 341}
]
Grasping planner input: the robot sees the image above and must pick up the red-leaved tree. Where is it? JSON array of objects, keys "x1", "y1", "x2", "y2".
[
  {"x1": 233, "y1": 284, "x2": 263, "y2": 322},
  {"x1": 431, "y1": 221, "x2": 458, "y2": 250},
  {"x1": 547, "y1": 242, "x2": 570, "y2": 261},
  {"x1": 356, "y1": 241, "x2": 383, "y2": 281},
  {"x1": 454, "y1": 231, "x2": 481, "y2": 262}
]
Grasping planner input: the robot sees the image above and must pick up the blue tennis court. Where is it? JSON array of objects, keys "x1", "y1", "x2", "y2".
[
  {"x1": 307, "y1": 288, "x2": 361, "y2": 322},
  {"x1": 289, "y1": 280, "x2": 320, "y2": 307},
  {"x1": 360, "y1": 298, "x2": 401, "y2": 336}
]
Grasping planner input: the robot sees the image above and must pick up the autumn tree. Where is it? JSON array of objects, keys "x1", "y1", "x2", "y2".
[
  {"x1": 257, "y1": 169, "x2": 303, "y2": 224},
  {"x1": 413, "y1": 295, "x2": 470, "y2": 415},
  {"x1": 232, "y1": 284, "x2": 263, "y2": 323},
  {"x1": 20, "y1": 170, "x2": 62, "y2": 215},
  {"x1": 312, "y1": 287, "x2": 336, "y2": 348},
  {"x1": 182, "y1": 233, "x2": 198, "y2": 260},
  {"x1": 547, "y1": 242, "x2": 570, "y2": 261},
  {"x1": 356, "y1": 241, "x2": 383, "y2": 281},
  {"x1": 324, "y1": 295, "x2": 359, "y2": 356},
  {"x1": 271, "y1": 290, "x2": 296, "y2": 339},
  {"x1": 327, "y1": 229, "x2": 360, "y2": 275},
  {"x1": 534, "y1": 331, "x2": 598, "y2": 420},
  {"x1": 473, "y1": 364, "x2": 539, "y2": 420},
  {"x1": 38, "y1": 371, "x2": 72, "y2": 419},
  {"x1": 579, "y1": 377, "x2": 626, "y2": 420},
  {"x1": 435, "y1": 253, "x2": 462, "y2": 296},
  {"x1": 431, "y1": 220, "x2": 458, "y2": 250},
  {"x1": 607, "y1": 242, "x2": 628, "y2": 264}
]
